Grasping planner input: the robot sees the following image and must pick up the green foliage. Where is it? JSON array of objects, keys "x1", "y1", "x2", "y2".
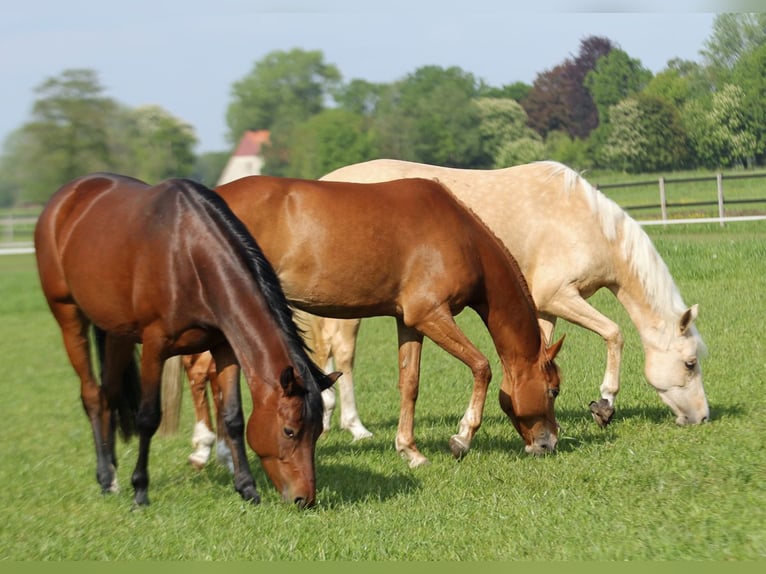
[
  {"x1": 603, "y1": 94, "x2": 689, "y2": 173},
  {"x1": 226, "y1": 48, "x2": 341, "y2": 144},
  {"x1": 1, "y1": 219, "x2": 765, "y2": 558},
  {"x1": 110, "y1": 105, "x2": 198, "y2": 182},
  {"x1": 372, "y1": 66, "x2": 487, "y2": 168},
  {"x1": 475, "y1": 97, "x2": 544, "y2": 167},
  {"x1": 193, "y1": 151, "x2": 230, "y2": 188},
  {"x1": 585, "y1": 49, "x2": 653, "y2": 124},
  {"x1": 0, "y1": 69, "x2": 200, "y2": 206},
  {"x1": 282, "y1": 109, "x2": 378, "y2": 179},
  {"x1": 683, "y1": 84, "x2": 758, "y2": 169},
  {"x1": 543, "y1": 130, "x2": 594, "y2": 172},
  {"x1": 701, "y1": 13, "x2": 766, "y2": 81},
  {"x1": 730, "y1": 44, "x2": 766, "y2": 162}
]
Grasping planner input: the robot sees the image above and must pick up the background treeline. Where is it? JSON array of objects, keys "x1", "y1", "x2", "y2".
[{"x1": 2, "y1": 13, "x2": 765, "y2": 207}]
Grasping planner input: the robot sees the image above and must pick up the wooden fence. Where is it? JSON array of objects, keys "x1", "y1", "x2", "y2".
[
  {"x1": 595, "y1": 171, "x2": 766, "y2": 226},
  {"x1": 3, "y1": 171, "x2": 765, "y2": 255}
]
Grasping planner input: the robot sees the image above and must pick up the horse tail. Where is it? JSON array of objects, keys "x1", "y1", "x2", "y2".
[
  {"x1": 92, "y1": 327, "x2": 140, "y2": 440},
  {"x1": 158, "y1": 356, "x2": 184, "y2": 436}
]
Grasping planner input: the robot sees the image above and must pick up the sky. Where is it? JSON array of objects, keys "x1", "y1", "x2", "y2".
[{"x1": 0, "y1": 1, "x2": 748, "y2": 154}]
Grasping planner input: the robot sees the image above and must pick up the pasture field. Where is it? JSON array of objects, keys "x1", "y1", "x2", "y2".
[{"x1": 0, "y1": 221, "x2": 764, "y2": 561}]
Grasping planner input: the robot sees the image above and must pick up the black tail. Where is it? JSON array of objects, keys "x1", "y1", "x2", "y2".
[{"x1": 92, "y1": 327, "x2": 141, "y2": 440}]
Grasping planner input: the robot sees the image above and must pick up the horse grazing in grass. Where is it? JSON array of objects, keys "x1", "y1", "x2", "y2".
[
  {"x1": 34, "y1": 173, "x2": 336, "y2": 508},
  {"x1": 305, "y1": 159, "x2": 708, "y2": 439},
  {"x1": 177, "y1": 175, "x2": 564, "y2": 469}
]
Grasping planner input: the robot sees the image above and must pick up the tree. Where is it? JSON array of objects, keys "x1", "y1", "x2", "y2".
[
  {"x1": 602, "y1": 94, "x2": 689, "y2": 173},
  {"x1": 10, "y1": 69, "x2": 118, "y2": 203},
  {"x1": 479, "y1": 81, "x2": 531, "y2": 102},
  {"x1": 372, "y1": 65, "x2": 486, "y2": 167},
  {"x1": 701, "y1": 13, "x2": 766, "y2": 82},
  {"x1": 226, "y1": 49, "x2": 341, "y2": 144},
  {"x1": 333, "y1": 79, "x2": 386, "y2": 116},
  {"x1": 523, "y1": 36, "x2": 614, "y2": 139},
  {"x1": 279, "y1": 109, "x2": 377, "y2": 179},
  {"x1": 584, "y1": 49, "x2": 652, "y2": 124},
  {"x1": 475, "y1": 98, "x2": 543, "y2": 167},
  {"x1": 683, "y1": 84, "x2": 758, "y2": 168},
  {"x1": 730, "y1": 43, "x2": 766, "y2": 162},
  {"x1": 110, "y1": 105, "x2": 197, "y2": 182}
]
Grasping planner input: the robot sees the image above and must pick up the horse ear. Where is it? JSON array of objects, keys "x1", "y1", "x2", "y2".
[
  {"x1": 679, "y1": 304, "x2": 699, "y2": 335},
  {"x1": 319, "y1": 371, "x2": 342, "y2": 391},
  {"x1": 279, "y1": 366, "x2": 306, "y2": 396},
  {"x1": 546, "y1": 335, "x2": 565, "y2": 361}
]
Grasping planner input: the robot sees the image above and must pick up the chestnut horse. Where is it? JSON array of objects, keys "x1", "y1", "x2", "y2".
[
  {"x1": 178, "y1": 175, "x2": 563, "y2": 469},
  {"x1": 34, "y1": 173, "x2": 336, "y2": 507},
  {"x1": 306, "y1": 159, "x2": 708, "y2": 440}
]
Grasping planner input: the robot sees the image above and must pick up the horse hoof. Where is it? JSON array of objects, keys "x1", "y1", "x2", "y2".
[
  {"x1": 188, "y1": 453, "x2": 207, "y2": 471},
  {"x1": 589, "y1": 399, "x2": 615, "y2": 427},
  {"x1": 239, "y1": 487, "x2": 262, "y2": 505},
  {"x1": 350, "y1": 428, "x2": 373, "y2": 442},
  {"x1": 132, "y1": 492, "x2": 150, "y2": 507},
  {"x1": 449, "y1": 435, "x2": 470, "y2": 459}
]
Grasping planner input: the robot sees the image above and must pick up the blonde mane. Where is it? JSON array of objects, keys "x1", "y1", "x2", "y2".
[{"x1": 533, "y1": 161, "x2": 688, "y2": 325}]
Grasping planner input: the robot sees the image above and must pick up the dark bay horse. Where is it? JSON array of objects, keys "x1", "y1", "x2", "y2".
[
  {"x1": 34, "y1": 173, "x2": 336, "y2": 507},
  {"x1": 180, "y1": 175, "x2": 564, "y2": 468}
]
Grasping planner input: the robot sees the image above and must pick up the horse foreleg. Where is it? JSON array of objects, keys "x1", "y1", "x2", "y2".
[
  {"x1": 414, "y1": 310, "x2": 491, "y2": 460},
  {"x1": 325, "y1": 318, "x2": 372, "y2": 440},
  {"x1": 394, "y1": 319, "x2": 428, "y2": 468},
  {"x1": 184, "y1": 353, "x2": 217, "y2": 470},
  {"x1": 210, "y1": 344, "x2": 260, "y2": 504},
  {"x1": 540, "y1": 292, "x2": 622, "y2": 426},
  {"x1": 207, "y1": 361, "x2": 234, "y2": 473}
]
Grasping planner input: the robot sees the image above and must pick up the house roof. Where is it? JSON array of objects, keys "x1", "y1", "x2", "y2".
[{"x1": 233, "y1": 130, "x2": 270, "y2": 156}]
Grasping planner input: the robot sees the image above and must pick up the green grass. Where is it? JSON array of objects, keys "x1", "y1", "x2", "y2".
[{"x1": 1, "y1": 222, "x2": 765, "y2": 560}]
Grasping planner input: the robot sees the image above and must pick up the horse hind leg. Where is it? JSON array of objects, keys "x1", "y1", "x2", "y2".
[
  {"x1": 184, "y1": 353, "x2": 217, "y2": 470},
  {"x1": 326, "y1": 318, "x2": 372, "y2": 440},
  {"x1": 50, "y1": 303, "x2": 118, "y2": 494}
]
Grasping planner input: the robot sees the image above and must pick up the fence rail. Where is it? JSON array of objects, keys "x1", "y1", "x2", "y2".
[
  {"x1": 3, "y1": 171, "x2": 765, "y2": 255},
  {"x1": 596, "y1": 171, "x2": 766, "y2": 226}
]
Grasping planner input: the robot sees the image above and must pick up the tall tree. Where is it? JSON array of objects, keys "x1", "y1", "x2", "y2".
[
  {"x1": 373, "y1": 65, "x2": 486, "y2": 167},
  {"x1": 602, "y1": 94, "x2": 688, "y2": 172},
  {"x1": 110, "y1": 105, "x2": 198, "y2": 182},
  {"x1": 12, "y1": 69, "x2": 118, "y2": 203},
  {"x1": 523, "y1": 36, "x2": 614, "y2": 139},
  {"x1": 277, "y1": 109, "x2": 377, "y2": 179},
  {"x1": 701, "y1": 13, "x2": 766, "y2": 82},
  {"x1": 585, "y1": 49, "x2": 653, "y2": 125},
  {"x1": 683, "y1": 84, "x2": 758, "y2": 168},
  {"x1": 226, "y1": 49, "x2": 341, "y2": 145},
  {"x1": 475, "y1": 98, "x2": 543, "y2": 167}
]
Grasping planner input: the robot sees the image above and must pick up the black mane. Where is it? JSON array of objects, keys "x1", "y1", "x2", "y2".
[{"x1": 168, "y1": 178, "x2": 326, "y2": 422}]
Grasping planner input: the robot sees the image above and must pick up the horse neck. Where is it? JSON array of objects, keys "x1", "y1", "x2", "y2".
[
  {"x1": 610, "y1": 233, "x2": 688, "y2": 353},
  {"x1": 202, "y1": 264, "x2": 293, "y2": 383},
  {"x1": 479, "y1": 239, "x2": 544, "y2": 365}
]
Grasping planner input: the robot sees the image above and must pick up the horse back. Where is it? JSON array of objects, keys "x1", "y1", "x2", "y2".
[{"x1": 217, "y1": 175, "x2": 493, "y2": 317}]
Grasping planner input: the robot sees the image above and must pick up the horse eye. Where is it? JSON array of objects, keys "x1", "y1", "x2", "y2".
[
  {"x1": 283, "y1": 427, "x2": 296, "y2": 439},
  {"x1": 684, "y1": 360, "x2": 697, "y2": 371},
  {"x1": 549, "y1": 388, "x2": 560, "y2": 399}
]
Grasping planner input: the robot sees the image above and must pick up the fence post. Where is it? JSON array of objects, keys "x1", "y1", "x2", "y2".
[
  {"x1": 716, "y1": 172, "x2": 725, "y2": 227},
  {"x1": 659, "y1": 177, "x2": 667, "y2": 224}
]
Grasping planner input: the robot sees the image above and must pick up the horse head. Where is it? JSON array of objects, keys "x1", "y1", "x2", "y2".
[
  {"x1": 246, "y1": 366, "x2": 338, "y2": 508},
  {"x1": 499, "y1": 336, "x2": 564, "y2": 455},
  {"x1": 644, "y1": 305, "x2": 709, "y2": 425}
]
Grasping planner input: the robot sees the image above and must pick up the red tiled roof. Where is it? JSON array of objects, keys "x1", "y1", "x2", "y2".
[{"x1": 233, "y1": 130, "x2": 270, "y2": 156}]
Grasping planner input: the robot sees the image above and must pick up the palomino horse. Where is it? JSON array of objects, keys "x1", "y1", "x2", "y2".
[
  {"x1": 309, "y1": 159, "x2": 708, "y2": 438},
  {"x1": 179, "y1": 175, "x2": 564, "y2": 469},
  {"x1": 34, "y1": 173, "x2": 336, "y2": 507}
]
